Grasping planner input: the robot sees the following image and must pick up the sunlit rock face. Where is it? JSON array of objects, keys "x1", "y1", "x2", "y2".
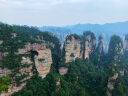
[
  {"x1": 65, "y1": 36, "x2": 81, "y2": 63},
  {"x1": 15, "y1": 42, "x2": 53, "y2": 78},
  {"x1": 59, "y1": 35, "x2": 81, "y2": 75},
  {"x1": 84, "y1": 35, "x2": 96, "y2": 59},
  {"x1": 34, "y1": 49, "x2": 52, "y2": 78}
]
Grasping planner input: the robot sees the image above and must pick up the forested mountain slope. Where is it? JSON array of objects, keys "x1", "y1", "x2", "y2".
[{"x1": 0, "y1": 23, "x2": 128, "y2": 96}]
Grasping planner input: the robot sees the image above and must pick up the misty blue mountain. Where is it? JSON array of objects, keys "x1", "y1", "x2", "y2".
[{"x1": 39, "y1": 21, "x2": 128, "y2": 52}]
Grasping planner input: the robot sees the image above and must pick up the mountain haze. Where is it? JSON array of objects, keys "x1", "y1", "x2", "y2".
[{"x1": 39, "y1": 21, "x2": 128, "y2": 52}]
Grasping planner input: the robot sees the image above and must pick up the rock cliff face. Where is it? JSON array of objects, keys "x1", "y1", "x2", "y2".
[
  {"x1": 59, "y1": 36, "x2": 81, "y2": 75},
  {"x1": 15, "y1": 42, "x2": 52, "y2": 78},
  {"x1": 34, "y1": 49, "x2": 52, "y2": 78},
  {"x1": 107, "y1": 64, "x2": 118, "y2": 96},
  {"x1": 114, "y1": 43, "x2": 122, "y2": 61},
  {"x1": 59, "y1": 33, "x2": 96, "y2": 75},
  {"x1": 65, "y1": 36, "x2": 81, "y2": 63},
  {"x1": 84, "y1": 35, "x2": 96, "y2": 59},
  {"x1": 97, "y1": 35, "x2": 103, "y2": 54},
  {"x1": 107, "y1": 73, "x2": 118, "y2": 96}
]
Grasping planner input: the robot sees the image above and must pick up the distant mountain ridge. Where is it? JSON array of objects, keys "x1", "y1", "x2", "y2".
[
  {"x1": 64, "y1": 21, "x2": 128, "y2": 35},
  {"x1": 39, "y1": 21, "x2": 128, "y2": 51}
]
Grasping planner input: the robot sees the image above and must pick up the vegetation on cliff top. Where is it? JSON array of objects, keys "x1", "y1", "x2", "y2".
[
  {"x1": 0, "y1": 24, "x2": 61, "y2": 91},
  {"x1": 66, "y1": 34, "x2": 81, "y2": 41},
  {"x1": 83, "y1": 31, "x2": 96, "y2": 41}
]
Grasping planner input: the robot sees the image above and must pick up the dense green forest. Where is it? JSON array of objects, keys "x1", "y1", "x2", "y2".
[{"x1": 0, "y1": 23, "x2": 128, "y2": 96}]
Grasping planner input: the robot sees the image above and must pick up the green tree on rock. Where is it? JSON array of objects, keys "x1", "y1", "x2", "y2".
[{"x1": 0, "y1": 75, "x2": 10, "y2": 94}]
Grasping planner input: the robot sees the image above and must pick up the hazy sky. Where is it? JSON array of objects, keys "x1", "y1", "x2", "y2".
[{"x1": 0, "y1": 0, "x2": 128, "y2": 26}]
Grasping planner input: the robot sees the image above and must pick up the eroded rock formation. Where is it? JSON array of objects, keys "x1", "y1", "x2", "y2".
[
  {"x1": 84, "y1": 35, "x2": 96, "y2": 59},
  {"x1": 34, "y1": 49, "x2": 52, "y2": 78},
  {"x1": 97, "y1": 35, "x2": 103, "y2": 54},
  {"x1": 15, "y1": 42, "x2": 53, "y2": 78},
  {"x1": 107, "y1": 64, "x2": 118, "y2": 96},
  {"x1": 1, "y1": 42, "x2": 53, "y2": 95},
  {"x1": 65, "y1": 36, "x2": 81, "y2": 63}
]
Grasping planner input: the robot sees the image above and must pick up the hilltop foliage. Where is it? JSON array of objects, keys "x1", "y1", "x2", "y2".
[{"x1": 0, "y1": 23, "x2": 128, "y2": 96}]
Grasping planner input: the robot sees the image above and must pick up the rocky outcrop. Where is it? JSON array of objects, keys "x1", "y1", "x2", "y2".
[
  {"x1": 1, "y1": 57, "x2": 33, "y2": 96},
  {"x1": 0, "y1": 68, "x2": 11, "y2": 78},
  {"x1": 59, "y1": 67, "x2": 68, "y2": 75},
  {"x1": 35, "y1": 49, "x2": 52, "y2": 78},
  {"x1": 120, "y1": 70, "x2": 124, "y2": 76},
  {"x1": 84, "y1": 35, "x2": 96, "y2": 59},
  {"x1": 15, "y1": 42, "x2": 52, "y2": 78},
  {"x1": 1, "y1": 42, "x2": 53, "y2": 95},
  {"x1": 0, "y1": 52, "x2": 10, "y2": 77},
  {"x1": 107, "y1": 64, "x2": 118, "y2": 96},
  {"x1": 56, "y1": 78, "x2": 61, "y2": 91},
  {"x1": 65, "y1": 36, "x2": 81, "y2": 63},
  {"x1": 114, "y1": 43, "x2": 122, "y2": 61},
  {"x1": 11, "y1": 33, "x2": 17, "y2": 38},
  {"x1": 20, "y1": 57, "x2": 33, "y2": 77},
  {"x1": 97, "y1": 35, "x2": 103, "y2": 54},
  {"x1": 15, "y1": 43, "x2": 46, "y2": 54},
  {"x1": 96, "y1": 35, "x2": 104, "y2": 60}
]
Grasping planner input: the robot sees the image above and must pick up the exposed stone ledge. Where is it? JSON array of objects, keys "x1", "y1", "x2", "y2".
[{"x1": 59, "y1": 67, "x2": 68, "y2": 75}]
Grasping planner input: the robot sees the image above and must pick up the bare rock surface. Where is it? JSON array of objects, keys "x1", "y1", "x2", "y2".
[{"x1": 65, "y1": 36, "x2": 81, "y2": 63}]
